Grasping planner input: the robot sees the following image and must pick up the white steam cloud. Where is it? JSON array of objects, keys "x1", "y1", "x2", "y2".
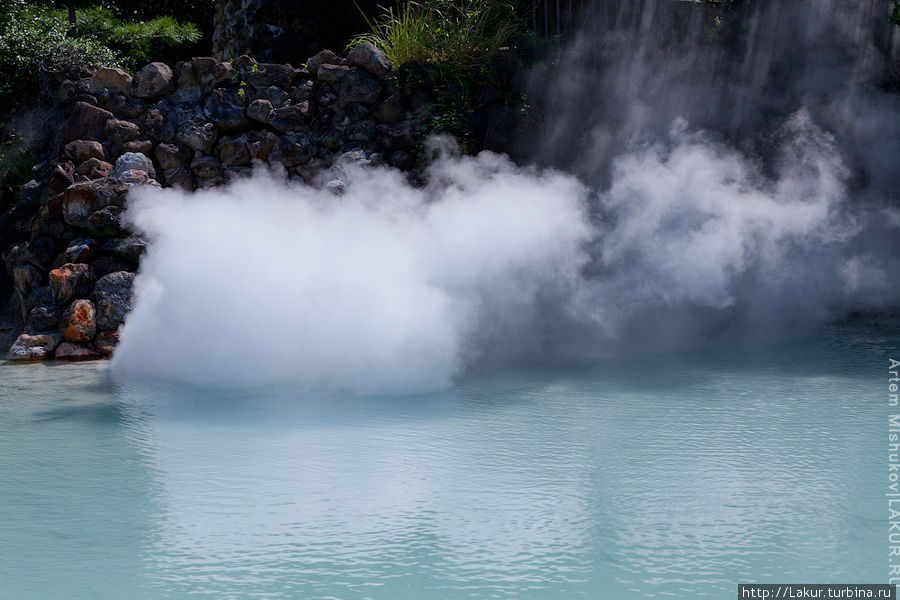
[
  {"x1": 112, "y1": 153, "x2": 591, "y2": 392},
  {"x1": 112, "y1": 110, "x2": 900, "y2": 393}
]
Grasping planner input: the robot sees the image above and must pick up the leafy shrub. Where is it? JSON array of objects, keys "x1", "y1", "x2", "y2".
[
  {"x1": 0, "y1": 0, "x2": 121, "y2": 104},
  {"x1": 350, "y1": 0, "x2": 521, "y2": 65}
]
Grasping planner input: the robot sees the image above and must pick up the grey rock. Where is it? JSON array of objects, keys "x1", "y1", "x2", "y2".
[
  {"x1": 6, "y1": 332, "x2": 62, "y2": 362},
  {"x1": 26, "y1": 304, "x2": 62, "y2": 333},
  {"x1": 191, "y1": 156, "x2": 222, "y2": 179},
  {"x1": 89, "y1": 67, "x2": 132, "y2": 94},
  {"x1": 54, "y1": 342, "x2": 103, "y2": 361},
  {"x1": 318, "y1": 64, "x2": 349, "y2": 82},
  {"x1": 339, "y1": 68, "x2": 382, "y2": 106},
  {"x1": 102, "y1": 236, "x2": 147, "y2": 264},
  {"x1": 267, "y1": 102, "x2": 311, "y2": 133},
  {"x1": 104, "y1": 119, "x2": 142, "y2": 146},
  {"x1": 306, "y1": 49, "x2": 342, "y2": 72},
  {"x1": 131, "y1": 62, "x2": 175, "y2": 99},
  {"x1": 247, "y1": 98, "x2": 273, "y2": 123},
  {"x1": 176, "y1": 120, "x2": 217, "y2": 152},
  {"x1": 347, "y1": 42, "x2": 391, "y2": 77},
  {"x1": 204, "y1": 89, "x2": 248, "y2": 128},
  {"x1": 60, "y1": 102, "x2": 113, "y2": 145},
  {"x1": 155, "y1": 143, "x2": 191, "y2": 172},
  {"x1": 111, "y1": 152, "x2": 156, "y2": 180},
  {"x1": 92, "y1": 271, "x2": 134, "y2": 331}
]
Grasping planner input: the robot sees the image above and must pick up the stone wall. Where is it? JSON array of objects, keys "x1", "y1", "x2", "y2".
[{"x1": 0, "y1": 42, "x2": 433, "y2": 362}]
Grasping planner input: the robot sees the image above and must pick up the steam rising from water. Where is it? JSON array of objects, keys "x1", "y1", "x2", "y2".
[{"x1": 113, "y1": 0, "x2": 900, "y2": 391}]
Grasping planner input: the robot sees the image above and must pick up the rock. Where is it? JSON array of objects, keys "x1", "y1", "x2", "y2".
[
  {"x1": 93, "y1": 330, "x2": 120, "y2": 356},
  {"x1": 106, "y1": 94, "x2": 148, "y2": 119},
  {"x1": 64, "y1": 140, "x2": 105, "y2": 162},
  {"x1": 54, "y1": 342, "x2": 103, "y2": 361},
  {"x1": 89, "y1": 67, "x2": 132, "y2": 94},
  {"x1": 90, "y1": 256, "x2": 133, "y2": 279},
  {"x1": 11, "y1": 263, "x2": 44, "y2": 298},
  {"x1": 347, "y1": 42, "x2": 391, "y2": 77},
  {"x1": 92, "y1": 271, "x2": 134, "y2": 331},
  {"x1": 162, "y1": 165, "x2": 193, "y2": 191},
  {"x1": 191, "y1": 156, "x2": 222, "y2": 179},
  {"x1": 318, "y1": 64, "x2": 350, "y2": 82},
  {"x1": 377, "y1": 120, "x2": 414, "y2": 150},
  {"x1": 191, "y1": 57, "x2": 218, "y2": 93},
  {"x1": 138, "y1": 108, "x2": 174, "y2": 142},
  {"x1": 49, "y1": 263, "x2": 95, "y2": 304},
  {"x1": 306, "y1": 49, "x2": 342, "y2": 72},
  {"x1": 267, "y1": 102, "x2": 311, "y2": 133},
  {"x1": 47, "y1": 162, "x2": 77, "y2": 197},
  {"x1": 111, "y1": 152, "x2": 156, "y2": 180},
  {"x1": 60, "y1": 299, "x2": 96, "y2": 342},
  {"x1": 339, "y1": 68, "x2": 382, "y2": 107},
  {"x1": 324, "y1": 179, "x2": 346, "y2": 195},
  {"x1": 104, "y1": 119, "x2": 142, "y2": 145},
  {"x1": 102, "y1": 236, "x2": 147, "y2": 264},
  {"x1": 131, "y1": 62, "x2": 175, "y2": 99},
  {"x1": 291, "y1": 81, "x2": 314, "y2": 103},
  {"x1": 60, "y1": 102, "x2": 113, "y2": 145},
  {"x1": 6, "y1": 332, "x2": 62, "y2": 362},
  {"x1": 87, "y1": 206, "x2": 124, "y2": 237},
  {"x1": 26, "y1": 304, "x2": 62, "y2": 332},
  {"x1": 347, "y1": 118, "x2": 376, "y2": 142},
  {"x1": 76, "y1": 157, "x2": 113, "y2": 179},
  {"x1": 223, "y1": 166, "x2": 254, "y2": 181},
  {"x1": 175, "y1": 60, "x2": 199, "y2": 89},
  {"x1": 61, "y1": 179, "x2": 128, "y2": 228},
  {"x1": 62, "y1": 237, "x2": 99, "y2": 264},
  {"x1": 261, "y1": 85, "x2": 289, "y2": 107},
  {"x1": 204, "y1": 89, "x2": 248, "y2": 128},
  {"x1": 246, "y1": 63, "x2": 294, "y2": 89},
  {"x1": 247, "y1": 98, "x2": 273, "y2": 123},
  {"x1": 176, "y1": 120, "x2": 217, "y2": 152},
  {"x1": 373, "y1": 94, "x2": 404, "y2": 124},
  {"x1": 270, "y1": 133, "x2": 315, "y2": 167},
  {"x1": 155, "y1": 143, "x2": 191, "y2": 172},
  {"x1": 20, "y1": 237, "x2": 58, "y2": 270},
  {"x1": 216, "y1": 137, "x2": 251, "y2": 167},
  {"x1": 122, "y1": 140, "x2": 153, "y2": 155}
]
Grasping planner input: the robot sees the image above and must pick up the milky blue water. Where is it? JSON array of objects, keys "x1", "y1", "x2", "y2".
[{"x1": 1, "y1": 322, "x2": 898, "y2": 599}]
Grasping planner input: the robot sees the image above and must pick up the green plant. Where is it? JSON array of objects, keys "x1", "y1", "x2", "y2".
[
  {"x1": 0, "y1": 0, "x2": 121, "y2": 105},
  {"x1": 349, "y1": 0, "x2": 521, "y2": 65},
  {"x1": 67, "y1": 7, "x2": 201, "y2": 70},
  {"x1": 892, "y1": 1, "x2": 900, "y2": 26}
]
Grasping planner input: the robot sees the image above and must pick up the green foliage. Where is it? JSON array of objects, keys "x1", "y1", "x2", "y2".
[
  {"x1": 66, "y1": 7, "x2": 201, "y2": 69},
  {"x1": 0, "y1": 0, "x2": 120, "y2": 104},
  {"x1": 350, "y1": 0, "x2": 521, "y2": 65},
  {"x1": 0, "y1": 128, "x2": 37, "y2": 209},
  {"x1": 0, "y1": 1, "x2": 202, "y2": 106},
  {"x1": 892, "y1": 1, "x2": 900, "y2": 26}
]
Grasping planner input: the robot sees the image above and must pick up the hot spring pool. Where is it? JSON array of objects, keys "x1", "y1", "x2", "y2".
[{"x1": 1, "y1": 322, "x2": 896, "y2": 599}]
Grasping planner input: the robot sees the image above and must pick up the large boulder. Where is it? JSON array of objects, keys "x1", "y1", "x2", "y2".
[
  {"x1": 64, "y1": 140, "x2": 105, "y2": 162},
  {"x1": 60, "y1": 299, "x2": 97, "y2": 343},
  {"x1": 60, "y1": 102, "x2": 113, "y2": 145},
  {"x1": 92, "y1": 271, "x2": 134, "y2": 332},
  {"x1": 26, "y1": 304, "x2": 62, "y2": 332},
  {"x1": 176, "y1": 120, "x2": 217, "y2": 152},
  {"x1": 111, "y1": 152, "x2": 156, "y2": 180},
  {"x1": 61, "y1": 179, "x2": 129, "y2": 228},
  {"x1": 102, "y1": 236, "x2": 147, "y2": 264},
  {"x1": 93, "y1": 330, "x2": 120, "y2": 356},
  {"x1": 6, "y1": 332, "x2": 62, "y2": 362},
  {"x1": 54, "y1": 342, "x2": 102, "y2": 362},
  {"x1": 306, "y1": 49, "x2": 342, "y2": 72},
  {"x1": 204, "y1": 89, "x2": 248, "y2": 128},
  {"x1": 76, "y1": 157, "x2": 113, "y2": 179},
  {"x1": 267, "y1": 102, "x2": 311, "y2": 133},
  {"x1": 104, "y1": 119, "x2": 142, "y2": 146},
  {"x1": 131, "y1": 62, "x2": 176, "y2": 99},
  {"x1": 247, "y1": 98, "x2": 273, "y2": 123},
  {"x1": 89, "y1": 67, "x2": 132, "y2": 94},
  {"x1": 339, "y1": 68, "x2": 382, "y2": 107},
  {"x1": 347, "y1": 42, "x2": 391, "y2": 77},
  {"x1": 246, "y1": 63, "x2": 294, "y2": 89},
  {"x1": 49, "y1": 263, "x2": 95, "y2": 304}
]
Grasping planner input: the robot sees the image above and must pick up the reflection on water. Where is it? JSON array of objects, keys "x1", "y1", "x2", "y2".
[{"x1": 0, "y1": 322, "x2": 897, "y2": 599}]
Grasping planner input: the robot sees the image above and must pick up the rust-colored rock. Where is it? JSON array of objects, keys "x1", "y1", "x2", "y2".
[
  {"x1": 49, "y1": 263, "x2": 95, "y2": 304},
  {"x1": 54, "y1": 342, "x2": 103, "y2": 361},
  {"x1": 60, "y1": 299, "x2": 97, "y2": 342},
  {"x1": 94, "y1": 330, "x2": 120, "y2": 356}
]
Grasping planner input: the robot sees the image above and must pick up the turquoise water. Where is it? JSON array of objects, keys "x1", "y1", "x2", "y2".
[{"x1": 1, "y1": 323, "x2": 897, "y2": 599}]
